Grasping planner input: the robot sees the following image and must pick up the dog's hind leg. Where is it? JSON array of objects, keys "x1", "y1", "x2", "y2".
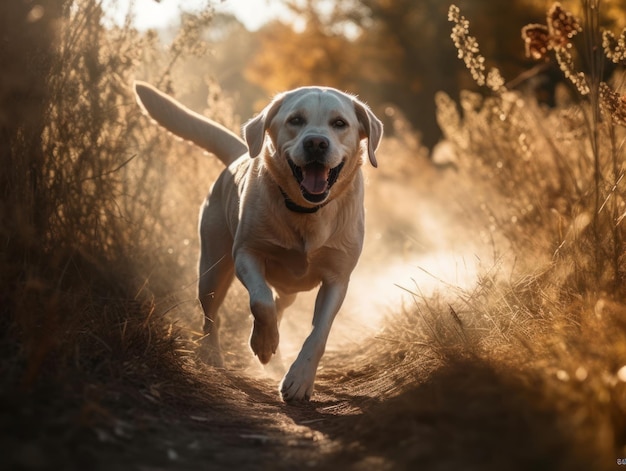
[
  {"x1": 197, "y1": 205, "x2": 234, "y2": 368},
  {"x1": 275, "y1": 291, "x2": 296, "y2": 325},
  {"x1": 197, "y1": 259, "x2": 233, "y2": 367}
]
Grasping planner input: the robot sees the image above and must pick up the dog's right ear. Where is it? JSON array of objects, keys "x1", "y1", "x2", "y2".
[{"x1": 243, "y1": 94, "x2": 285, "y2": 158}]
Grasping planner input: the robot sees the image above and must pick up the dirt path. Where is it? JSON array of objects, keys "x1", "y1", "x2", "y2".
[
  {"x1": 6, "y1": 288, "x2": 611, "y2": 471},
  {"x1": 72, "y1": 342, "x2": 403, "y2": 471},
  {"x1": 48, "y1": 337, "x2": 594, "y2": 471}
]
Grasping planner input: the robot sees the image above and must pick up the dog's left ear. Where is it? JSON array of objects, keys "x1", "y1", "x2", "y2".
[
  {"x1": 243, "y1": 95, "x2": 285, "y2": 158},
  {"x1": 354, "y1": 100, "x2": 383, "y2": 168}
]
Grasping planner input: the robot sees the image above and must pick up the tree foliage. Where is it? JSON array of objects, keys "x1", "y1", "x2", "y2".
[{"x1": 239, "y1": 0, "x2": 626, "y2": 148}]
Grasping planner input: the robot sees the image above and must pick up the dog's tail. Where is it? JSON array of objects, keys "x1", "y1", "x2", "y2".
[{"x1": 134, "y1": 81, "x2": 248, "y2": 166}]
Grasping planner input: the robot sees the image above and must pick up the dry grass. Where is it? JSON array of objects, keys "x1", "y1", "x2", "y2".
[
  {"x1": 0, "y1": 2, "x2": 245, "y2": 467},
  {"x1": 348, "y1": 2, "x2": 626, "y2": 468},
  {"x1": 0, "y1": 0, "x2": 224, "y2": 393}
]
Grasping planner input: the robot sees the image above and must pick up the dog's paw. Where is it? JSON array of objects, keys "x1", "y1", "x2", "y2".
[
  {"x1": 249, "y1": 319, "x2": 279, "y2": 365},
  {"x1": 279, "y1": 361, "x2": 316, "y2": 402}
]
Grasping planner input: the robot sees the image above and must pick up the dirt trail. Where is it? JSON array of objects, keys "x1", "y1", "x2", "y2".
[
  {"x1": 132, "y1": 284, "x2": 414, "y2": 470},
  {"x1": 62, "y1": 340, "x2": 403, "y2": 471},
  {"x1": 56, "y1": 321, "x2": 594, "y2": 471},
  {"x1": 9, "y1": 329, "x2": 601, "y2": 471},
  {"x1": 5, "y1": 347, "x2": 386, "y2": 470}
]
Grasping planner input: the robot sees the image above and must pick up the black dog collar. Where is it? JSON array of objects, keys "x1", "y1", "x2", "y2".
[{"x1": 279, "y1": 187, "x2": 329, "y2": 214}]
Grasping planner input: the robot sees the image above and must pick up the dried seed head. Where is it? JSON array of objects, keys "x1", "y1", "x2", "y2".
[
  {"x1": 522, "y1": 24, "x2": 551, "y2": 60},
  {"x1": 599, "y1": 82, "x2": 626, "y2": 127},
  {"x1": 486, "y1": 68, "x2": 506, "y2": 93},
  {"x1": 603, "y1": 29, "x2": 626, "y2": 64},
  {"x1": 547, "y1": 3, "x2": 582, "y2": 47},
  {"x1": 555, "y1": 48, "x2": 589, "y2": 95}
]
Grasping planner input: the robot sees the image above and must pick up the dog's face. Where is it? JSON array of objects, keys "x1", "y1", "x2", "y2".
[{"x1": 244, "y1": 87, "x2": 383, "y2": 207}]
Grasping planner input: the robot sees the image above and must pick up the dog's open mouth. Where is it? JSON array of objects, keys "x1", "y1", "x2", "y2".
[{"x1": 287, "y1": 158, "x2": 344, "y2": 203}]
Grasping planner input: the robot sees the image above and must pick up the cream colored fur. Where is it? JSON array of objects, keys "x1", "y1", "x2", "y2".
[{"x1": 134, "y1": 81, "x2": 382, "y2": 402}]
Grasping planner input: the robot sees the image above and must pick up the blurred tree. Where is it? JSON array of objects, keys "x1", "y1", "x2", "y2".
[
  {"x1": 245, "y1": 4, "x2": 357, "y2": 95},
  {"x1": 0, "y1": 0, "x2": 67, "y2": 241},
  {"x1": 171, "y1": 12, "x2": 264, "y2": 127},
  {"x1": 348, "y1": 0, "x2": 460, "y2": 148},
  {"x1": 243, "y1": 0, "x2": 548, "y2": 149}
]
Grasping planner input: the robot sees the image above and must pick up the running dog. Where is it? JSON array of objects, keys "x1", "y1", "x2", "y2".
[{"x1": 134, "y1": 82, "x2": 382, "y2": 401}]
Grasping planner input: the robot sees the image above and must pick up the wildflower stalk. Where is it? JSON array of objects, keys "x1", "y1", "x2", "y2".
[
  {"x1": 448, "y1": 5, "x2": 506, "y2": 93},
  {"x1": 447, "y1": 1, "x2": 626, "y2": 292},
  {"x1": 582, "y1": 0, "x2": 604, "y2": 283}
]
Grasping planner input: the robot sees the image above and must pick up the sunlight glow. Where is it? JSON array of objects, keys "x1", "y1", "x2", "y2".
[
  {"x1": 341, "y1": 251, "x2": 478, "y2": 337},
  {"x1": 103, "y1": 0, "x2": 289, "y2": 31}
]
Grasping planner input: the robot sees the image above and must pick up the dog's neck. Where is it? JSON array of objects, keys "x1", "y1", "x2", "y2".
[{"x1": 278, "y1": 187, "x2": 328, "y2": 214}]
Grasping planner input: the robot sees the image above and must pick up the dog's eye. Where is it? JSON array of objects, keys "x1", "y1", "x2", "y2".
[
  {"x1": 288, "y1": 116, "x2": 305, "y2": 126},
  {"x1": 332, "y1": 119, "x2": 347, "y2": 129}
]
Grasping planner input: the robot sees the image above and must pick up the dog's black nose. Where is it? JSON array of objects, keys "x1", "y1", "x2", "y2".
[{"x1": 303, "y1": 135, "x2": 329, "y2": 159}]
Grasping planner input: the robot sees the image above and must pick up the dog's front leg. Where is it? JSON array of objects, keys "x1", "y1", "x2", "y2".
[
  {"x1": 280, "y1": 280, "x2": 348, "y2": 402},
  {"x1": 234, "y1": 249, "x2": 279, "y2": 364}
]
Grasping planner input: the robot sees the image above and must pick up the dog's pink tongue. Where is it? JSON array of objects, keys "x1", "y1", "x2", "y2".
[{"x1": 301, "y1": 163, "x2": 329, "y2": 194}]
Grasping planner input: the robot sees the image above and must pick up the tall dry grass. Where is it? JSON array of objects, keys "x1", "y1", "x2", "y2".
[
  {"x1": 441, "y1": 1, "x2": 626, "y2": 293},
  {"x1": 358, "y1": 2, "x2": 626, "y2": 467},
  {"x1": 0, "y1": 0, "x2": 228, "y2": 390}
]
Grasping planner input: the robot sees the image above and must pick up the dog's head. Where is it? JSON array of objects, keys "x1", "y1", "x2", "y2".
[{"x1": 243, "y1": 87, "x2": 383, "y2": 208}]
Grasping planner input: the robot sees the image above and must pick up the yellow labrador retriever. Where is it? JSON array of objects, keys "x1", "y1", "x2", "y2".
[{"x1": 134, "y1": 82, "x2": 382, "y2": 401}]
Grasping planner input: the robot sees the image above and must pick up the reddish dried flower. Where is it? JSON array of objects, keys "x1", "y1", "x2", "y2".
[
  {"x1": 521, "y1": 24, "x2": 551, "y2": 60},
  {"x1": 521, "y1": 2, "x2": 581, "y2": 60},
  {"x1": 547, "y1": 3, "x2": 582, "y2": 47}
]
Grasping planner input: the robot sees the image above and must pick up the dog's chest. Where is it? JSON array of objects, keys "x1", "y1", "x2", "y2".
[
  {"x1": 264, "y1": 241, "x2": 339, "y2": 293},
  {"x1": 266, "y1": 247, "x2": 312, "y2": 280},
  {"x1": 250, "y1": 204, "x2": 359, "y2": 292}
]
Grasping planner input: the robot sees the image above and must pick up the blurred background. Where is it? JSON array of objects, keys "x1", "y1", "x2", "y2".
[{"x1": 108, "y1": 0, "x2": 625, "y2": 150}]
